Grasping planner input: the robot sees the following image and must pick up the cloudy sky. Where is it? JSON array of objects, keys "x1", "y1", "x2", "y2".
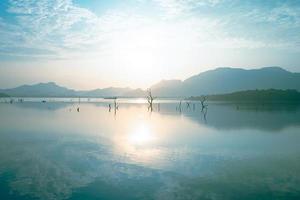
[{"x1": 0, "y1": 0, "x2": 300, "y2": 89}]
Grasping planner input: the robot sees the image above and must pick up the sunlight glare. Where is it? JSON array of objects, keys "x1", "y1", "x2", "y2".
[{"x1": 128, "y1": 123, "x2": 155, "y2": 145}]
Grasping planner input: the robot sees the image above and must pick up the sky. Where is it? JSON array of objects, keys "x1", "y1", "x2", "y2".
[{"x1": 0, "y1": 0, "x2": 300, "y2": 90}]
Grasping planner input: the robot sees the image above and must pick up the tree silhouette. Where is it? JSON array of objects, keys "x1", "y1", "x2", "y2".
[
  {"x1": 199, "y1": 95, "x2": 208, "y2": 111},
  {"x1": 147, "y1": 89, "x2": 155, "y2": 112},
  {"x1": 186, "y1": 101, "x2": 191, "y2": 109}
]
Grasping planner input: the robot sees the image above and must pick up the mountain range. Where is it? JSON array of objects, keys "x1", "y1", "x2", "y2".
[{"x1": 1, "y1": 67, "x2": 299, "y2": 97}]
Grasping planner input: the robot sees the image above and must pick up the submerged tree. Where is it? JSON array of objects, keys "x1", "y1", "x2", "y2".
[
  {"x1": 202, "y1": 105, "x2": 208, "y2": 122},
  {"x1": 113, "y1": 98, "x2": 119, "y2": 112},
  {"x1": 112, "y1": 97, "x2": 118, "y2": 117},
  {"x1": 178, "y1": 100, "x2": 182, "y2": 112},
  {"x1": 199, "y1": 95, "x2": 208, "y2": 111},
  {"x1": 186, "y1": 101, "x2": 191, "y2": 109},
  {"x1": 108, "y1": 104, "x2": 112, "y2": 112},
  {"x1": 147, "y1": 89, "x2": 155, "y2": 112},
  {"x1": 114, "y1": 98, "x2": 118, "y2": 110}
]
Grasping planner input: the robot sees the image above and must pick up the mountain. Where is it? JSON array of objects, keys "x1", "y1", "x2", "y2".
[
  {"x1": 0, "y1": 82, "x2": 142, "y2": 97},
  {"x1": 1, "y1": 67, "x2": 299, "y2": 97},
  {"x1": 122, "y1": 88, "x2": 147, "y2": 97},
  {"x1": 0, "y1": 82, "x2": 77, "y2": 97},
  {"x1": 78, "y1": 87, "x2": 132, "y2": 97},
  {"x1": 151, "y1": 67, "x2": 300, "y2": 96},
  {"x1": 150, "y1": 79, "x2": 183, "y2": 96}
]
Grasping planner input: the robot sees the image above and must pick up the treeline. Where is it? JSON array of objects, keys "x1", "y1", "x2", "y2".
[{"x1": 188, "y1": 89, "x2": 300, "y2": 102}]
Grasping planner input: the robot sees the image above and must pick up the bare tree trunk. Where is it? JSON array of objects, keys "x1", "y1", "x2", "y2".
[
  {"x1": 178, "y1": 100, "x2": 182, "y2": 112},
  {"x1": 147, "y1": 89, "x2": 155, "y2": 112},
  {"x1": 186, "y1": 101, "x2": 190, "y2": 109},
  {"x1": 114, "y1": 98, "x2": 118, "y2": 110},
  {"x1": 200, "y1": 95, "x2": 207, "y2": 111}
]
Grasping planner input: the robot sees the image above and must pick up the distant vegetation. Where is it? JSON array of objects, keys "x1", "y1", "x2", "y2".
[
  {"x1": 0, "y1": 93, "x2": 9, "y2": 97},
  {"x1": 188, "y1": 89, "x2": 300, "y2": 103}
]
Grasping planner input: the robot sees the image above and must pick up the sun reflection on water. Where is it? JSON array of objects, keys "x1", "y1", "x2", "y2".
[
  {"x1": 128, "y1": 123, "x2": 155, "y2": 145},
  {"x1": 110, "y1": 120, "x2": 164, "y2": 166}
]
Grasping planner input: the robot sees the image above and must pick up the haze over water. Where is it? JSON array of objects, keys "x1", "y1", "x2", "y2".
[{"x1": 1, "y1": 99, "x2": 300, "y2": 200}]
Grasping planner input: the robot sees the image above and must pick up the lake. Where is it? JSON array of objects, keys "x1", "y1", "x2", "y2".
[{"x1": 0, "y1": 98, "x2": 300, "y2": 200}]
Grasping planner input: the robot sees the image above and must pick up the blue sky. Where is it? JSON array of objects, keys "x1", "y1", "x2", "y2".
[{"x1": 0, "y1": 0, "x2": 300, "y2": 89}]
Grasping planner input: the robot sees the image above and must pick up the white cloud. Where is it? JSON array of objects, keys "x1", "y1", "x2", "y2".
[
  {"x1": 153, "y1": 0, "x2": 221, "y2": 18},
  {"x1": 2, "y1": 0, "x2": 298, "y2": 61},
  {"x1": 2, "y1": 1, "x2": 154, "y2": 59},
  {"x1": 5, "y1": 0, "x2": 98, "y2": 57}
]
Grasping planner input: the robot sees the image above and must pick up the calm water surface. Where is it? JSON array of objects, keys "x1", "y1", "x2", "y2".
[{"x1": 0, "y1": 99, "x2": 300, "y2": 200}]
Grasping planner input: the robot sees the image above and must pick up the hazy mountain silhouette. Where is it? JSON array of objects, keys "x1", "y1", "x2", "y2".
[
  {"x1": 1, "y1": 67, "x2": 299, "y2": 97},
  {"x1": 0, "y1": 83, "x2": 143, "y2": 97},
  {"x1": 78, "y1": 87, "x2": 133, "y2": 97},
  {"x1": 151, "y1": 67, "x2": 300, "y2": 96},
  {"x1": 150, "y1": 79, "x2": 183, "y2": 96},
  {"x1": 0, "y1": 82, "x2": 77, "y2": 97},
  {"x1": 122, "y1": 88, "x2": 147, "y2": 97}
]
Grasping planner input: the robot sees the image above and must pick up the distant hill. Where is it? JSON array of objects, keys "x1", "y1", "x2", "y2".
[
  {"x1": 0, "y1": 82, "x2": 143, "y2": 97},
  {"x1": 188, "y1": 89, "x2": 300, "y2": 102},
  {"x1": 150, "y1": 79, "x2": 183, "y2": 96},
  {"x1": 1, "y1": 67, "x2": 300, "y2": 97},
  {"x1": 0, "y1": 93, "x2": 9, "y2": 97},
  {"x1": 0, "y1": 82, "x2": 77, "y2": 97},
  {"x1": 122, "y1": 88, "x2": 147, "y2": 97},
  {"x1": 151, "y1": 67, "x2": 300, "y2": 97},
  {"x1": 78, "y1": 87, "x2": 133, "y2": 97}
]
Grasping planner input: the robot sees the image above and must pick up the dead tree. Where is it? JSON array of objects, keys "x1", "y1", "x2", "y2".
[
  {"x1": 186, "y1": 101, "x2": 191, "y2": 109},
  {"x1": 113, "y1": 98, "x2": 118, "y2": 117},
  {"x1": 199, "y1": 95, "x2": 208, "y2": 111},
  {"x1": 178, "y1": 100, "x2": 182, "y2": 112},
  {"x1": 147, "y1": 89, "x2": 155, "y2": 112},
  {"x1": 114, "y1": 98, "x2": 118, "y2": 110},
  {"x1": 202, "y1": 106, "x2": 208, "y2": 122}
]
